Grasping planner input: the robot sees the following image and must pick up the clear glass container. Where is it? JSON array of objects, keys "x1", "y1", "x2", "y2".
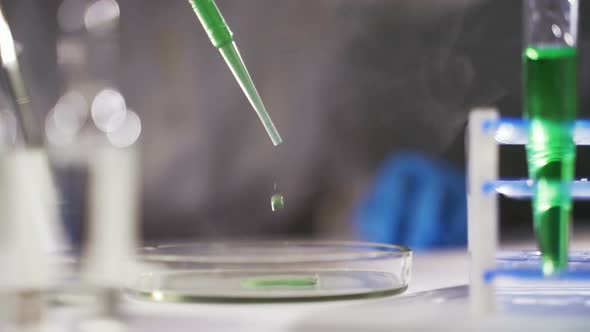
[{"x1": 125, "y1": 241, "x2": 412, "y2": 303}]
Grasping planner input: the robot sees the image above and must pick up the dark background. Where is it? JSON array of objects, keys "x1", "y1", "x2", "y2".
[{"x1": 3, "y1": 0, "x2": 590, "y2": 243}]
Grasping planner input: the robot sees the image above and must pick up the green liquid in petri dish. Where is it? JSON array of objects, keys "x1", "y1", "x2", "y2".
[
  {"x1": 241, "y1": 276, "x2": 318, "y2": 288},
  {"x1": 524, "y1": 46, "x2": 578, "y2": 274}
]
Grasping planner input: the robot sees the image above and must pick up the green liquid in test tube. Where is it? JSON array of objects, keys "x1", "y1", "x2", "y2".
[
  {"x1": 187, "y1": 0, "x2": 282, "y2": 146},
  {"x1": 523, "y1": 0, "x2": 579, "y2": 275},
  {"x1": 524, "y1": 46, "x2": 577, "y2": 274}
]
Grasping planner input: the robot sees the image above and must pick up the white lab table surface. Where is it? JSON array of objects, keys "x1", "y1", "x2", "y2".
[{"x1": 49, "y1": 236, "x2": 590, "y2": 331}]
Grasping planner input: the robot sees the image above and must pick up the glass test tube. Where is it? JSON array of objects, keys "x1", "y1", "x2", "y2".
[{"x1": 523, "y1": 0, "x2": 579, "y2": 274}]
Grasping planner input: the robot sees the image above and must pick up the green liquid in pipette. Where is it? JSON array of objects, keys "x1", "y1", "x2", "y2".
[
  {"x1": 188, "y1": 0, "x2": 282, "y2": 146},
  {"x1": 524, "y1": 46, "x2": 577, "y2": 274},
  {"x1": 219, "y1": 44, "x2": 282, "y2": 146}
]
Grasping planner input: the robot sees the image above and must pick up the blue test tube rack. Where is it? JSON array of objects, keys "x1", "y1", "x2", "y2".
[{"x1": 467, "y1": 109, "x2": 590, "y2": 315}]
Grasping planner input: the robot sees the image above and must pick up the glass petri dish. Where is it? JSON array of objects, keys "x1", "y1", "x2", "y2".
[{"x1": 125, "y1": 241, "x2": 412, "y2": 303}]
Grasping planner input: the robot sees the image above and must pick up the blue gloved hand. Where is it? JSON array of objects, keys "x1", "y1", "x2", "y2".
[{"x1": 354, "y1": 151, "x2": 467, "y2": 250}]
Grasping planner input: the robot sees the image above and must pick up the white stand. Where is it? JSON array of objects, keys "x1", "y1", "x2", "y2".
[
  {"x1": 467, "y1": 110, "x2": 499, "y2": 315},
  {"x1": 466, "y1": 108, "x2": 590, "y2": 314}
]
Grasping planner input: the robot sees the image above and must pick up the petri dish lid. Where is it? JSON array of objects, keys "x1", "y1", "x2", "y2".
[{"x1": 126, "y1": 241, "x2": 412, "y2": 303}]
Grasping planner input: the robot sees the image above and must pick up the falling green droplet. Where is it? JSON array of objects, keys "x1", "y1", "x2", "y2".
[{"x1": 271, "y1": 194, "x2": 285, "y2": 212}]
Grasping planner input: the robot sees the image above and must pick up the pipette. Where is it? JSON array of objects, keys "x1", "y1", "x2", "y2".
[
  {"x1": 187, "y1": 0, "x2": 282, "y2": 146},
  {"x1": 0, "y1": 5, "x2": 42, "y2": 147}
]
